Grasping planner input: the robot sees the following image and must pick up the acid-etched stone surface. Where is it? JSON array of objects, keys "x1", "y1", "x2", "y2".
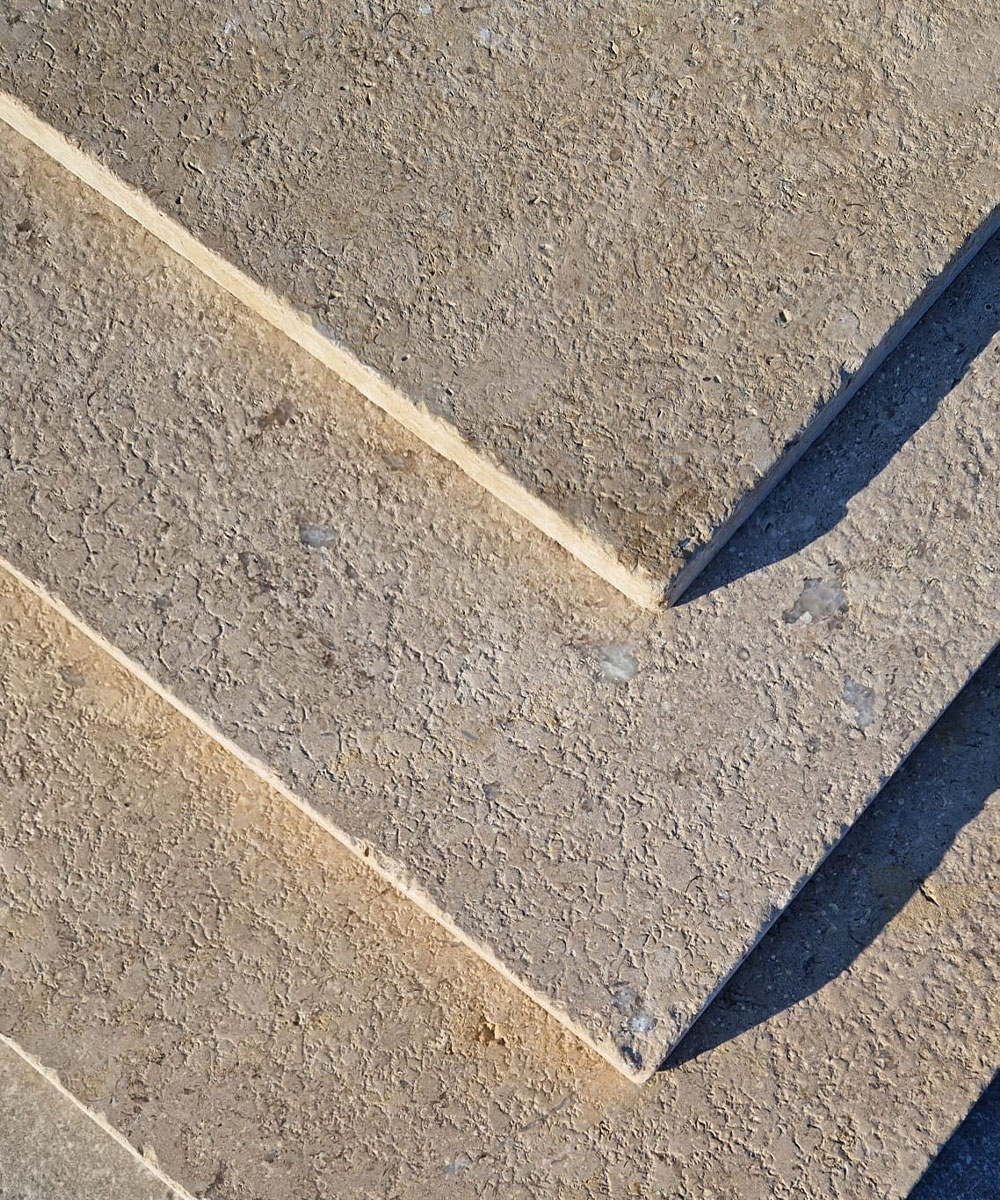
[
  {"x1": 0, "y1": 1038, "x2": 182, "y2": 1200},
  {"x1": 2, "y1": 574, "x2": 999, "y2": 1198},
  {"x1": 2, "y1": 127, "x2": 1000, "y2": 1077},
  {"x1": 2, "y1": 1, "x2": 998, "y2": 601}
]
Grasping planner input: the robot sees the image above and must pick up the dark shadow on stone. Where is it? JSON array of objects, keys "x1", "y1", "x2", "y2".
[
  {"x1": 677, "y1": 227, "x2": 1000, "y2": 606},
  {"x1": 663, "y1": 645, "x2": 1000, "y2": 1069},
  {"x1": 909, "y1": 1070, "x2": 1000, "y2": 1199}
]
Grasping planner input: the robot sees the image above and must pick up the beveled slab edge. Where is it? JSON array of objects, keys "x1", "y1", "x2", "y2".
[
  {"x1": 0, "y1": 90, "x2": 664, "y2": 611},
  {"x1": 0, "y1": 553, "x2": 648, "y2": 1082},
  {"x1": 0, "y1": 1033, "x2": 194, "y2": 1199}
]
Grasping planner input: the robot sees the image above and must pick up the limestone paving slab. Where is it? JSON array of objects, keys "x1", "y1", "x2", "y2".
[
  {"x1": 2, "y1": 2, "x2": 999, "y2": 605},
  {"x1": 0, "y1": 1036, "x2": 185, "y2": 1200},
  {"x1": 2, "y1": 572, "x2": 1000, "y2": 1198},
  {"x1": 2, "y1": 125, "x2": 1000, "y2": 1080}
]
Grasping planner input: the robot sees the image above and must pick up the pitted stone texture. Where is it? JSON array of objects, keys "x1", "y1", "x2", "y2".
[
  {"x1": 2, "y1": 575, "x2": 999, "y2": 1198},
  {"x1": 0, "y1": 1038, "x2": 182, "y2": 1200},
  {"x1": 2, "y1": 2, "x2": 998, "y2": 602},
  {"x1": 2, "y1": 127, "x2": 1000, "y2": 1078}
]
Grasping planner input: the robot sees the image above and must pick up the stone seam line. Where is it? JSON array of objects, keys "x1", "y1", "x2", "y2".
[
  {"x1": 0, "y1": 553, "x2": 641, "y2": 1082},
  {"x1": 0, "y1": 91, "x2": 662, "y2": 610},
  {"x1": 0, "y1": 1033, "x2": 196, "y2": 1200},
  {"x1": 4, "y1": 97, "x2": 1000, "y2": 1078}
]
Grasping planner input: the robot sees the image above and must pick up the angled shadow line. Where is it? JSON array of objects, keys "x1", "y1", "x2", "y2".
[
  {"x1": 677, "y1": 226, "x2": 1000, "y2": 605},
  {"x1": 908, "y1": 1068, "x2": 1000, "y2": 1198},
  {"x1": 663, "y1": 646, "x2": 1000, "y2": 1069}
]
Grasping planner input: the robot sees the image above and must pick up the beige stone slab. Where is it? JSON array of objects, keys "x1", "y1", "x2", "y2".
[
  {"x1": 2, "y1": 3, "x2": 999, "y2": 604},
  {"x1": 0, "y1": 1036, "x2": 185, "y2": 1200},
  {"x1": 2, "y1": 124, "x2": 1000, "y2": 1080},
  {"x1": 2, "y1": 572, "x2": 999, "y2": 1198}
]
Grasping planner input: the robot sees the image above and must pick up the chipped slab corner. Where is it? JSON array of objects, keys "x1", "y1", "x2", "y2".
[
  {"x1": 0, "y1": 549, "x2": 649, "y2": 1085},
  {"x1": 3, "y1": 569, "x2": 1000, "y2": 1196}
]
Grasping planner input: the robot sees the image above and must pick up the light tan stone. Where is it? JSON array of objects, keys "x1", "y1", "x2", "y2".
[
  {"x1": 2, "y1": 125, "x2": 999, "y2": 1078},
  {"x1": 1, "y1": 571, "x2": 999, "y2": 1198},
  {"x1": 1, "y1": 2, "x2": 998, "y2": 602}
]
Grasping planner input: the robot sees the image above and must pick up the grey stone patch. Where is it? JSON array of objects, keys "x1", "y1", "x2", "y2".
[
  {"x1": 844, "y1": 677, "x2": 876, "y2": 729},
  {"x1": 594, "y1": 645, "x2": 637, "y2": 683},
  {"x1": 610, "y1": 985, "x2": 658, "y2": 1066},
  {"x1": 299, "y1": 525, "x2": 336, "y2": 549},
  {"x1": 783, "y1": 577, "x2": 848, "y2": 626},
  {"x1": 629, "y1": 1010, "x2": 656, "y2": 1036}
]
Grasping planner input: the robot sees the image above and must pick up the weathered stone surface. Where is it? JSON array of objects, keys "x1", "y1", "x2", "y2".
[
  {"x1": 2, "y1": 3, "x2": 998, "y2": 603},
  {"x1": 2, "y1": 126, "x2": 1000, "y2": 1078},
  {"x1": 2, "y1": 572, "x2": 999, "y2": 1198},
  {"x1": 0, "y1": 1036, "x2": 184, "y2": 1200}
]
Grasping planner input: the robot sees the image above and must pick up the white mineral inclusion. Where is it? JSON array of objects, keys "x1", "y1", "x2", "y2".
[
  {"x1": 596, "y1": 645, "x2": 637, "y2": 683},
  {"x1": 300, "y1": 526, "x2": 336, "y2": 549}
]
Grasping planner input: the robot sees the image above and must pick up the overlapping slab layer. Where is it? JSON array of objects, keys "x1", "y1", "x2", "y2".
[
  {"x1": 2, "y1": 573, "x2": 999, "y2": 1197},
  {"x1": 2, "y1": 126, "x2": 1000, "y2": 1078},
  {"x1": 0, "y1": 1037, "x2": 183, "y2": 1200},
  {"x1": 2, "y1": 3, "x2": 999, "y2": 603}
]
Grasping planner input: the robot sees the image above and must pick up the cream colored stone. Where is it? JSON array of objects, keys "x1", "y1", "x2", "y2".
[
  {"x1": 1, "y1": 572, "x2": 998, "y2": 1198},
  {"x1": 2, "y1": 126, "x2": 1000, "y2": 1078},
  {"x1": 1, "y1": 2, "x2": 998, "y2": 602}
]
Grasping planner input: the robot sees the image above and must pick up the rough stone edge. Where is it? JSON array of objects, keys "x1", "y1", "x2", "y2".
[
  {"x1": 6, "y1": 95, "x2": 999, "y2": 1078},
  {"x1": 3, "y1": 576, "x2": 997, "y2": 1200},
  {"x1": 5, "y1": 95, "x2": 999, "y2": 612},
  {"x1": 0, "y1": 1032, "x2": 195, "y2": 1199},
  {"x1": 0, "y1": 90, "x2": 663, "y2": 610},
  {"x1": 0, "y1": 553, "x2": 648, "y2": 1082}
]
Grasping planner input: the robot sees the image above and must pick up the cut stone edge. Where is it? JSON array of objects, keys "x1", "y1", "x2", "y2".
[
  {"x1": 6, "y1": 94, "x2": 999, "y2": 611},
  {"x1": 666, "y1": 199, "x2": 1000, "y2": 604},
  {"x1": 0, "y1": 91, "x2": 664, "y2": 610},
  {"x1": 0, "y1": 1032, "x2": 195, "y2": 1199},
  {"x1": 0, "y1": 554, "x2": 650, "y2": 1082}
]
